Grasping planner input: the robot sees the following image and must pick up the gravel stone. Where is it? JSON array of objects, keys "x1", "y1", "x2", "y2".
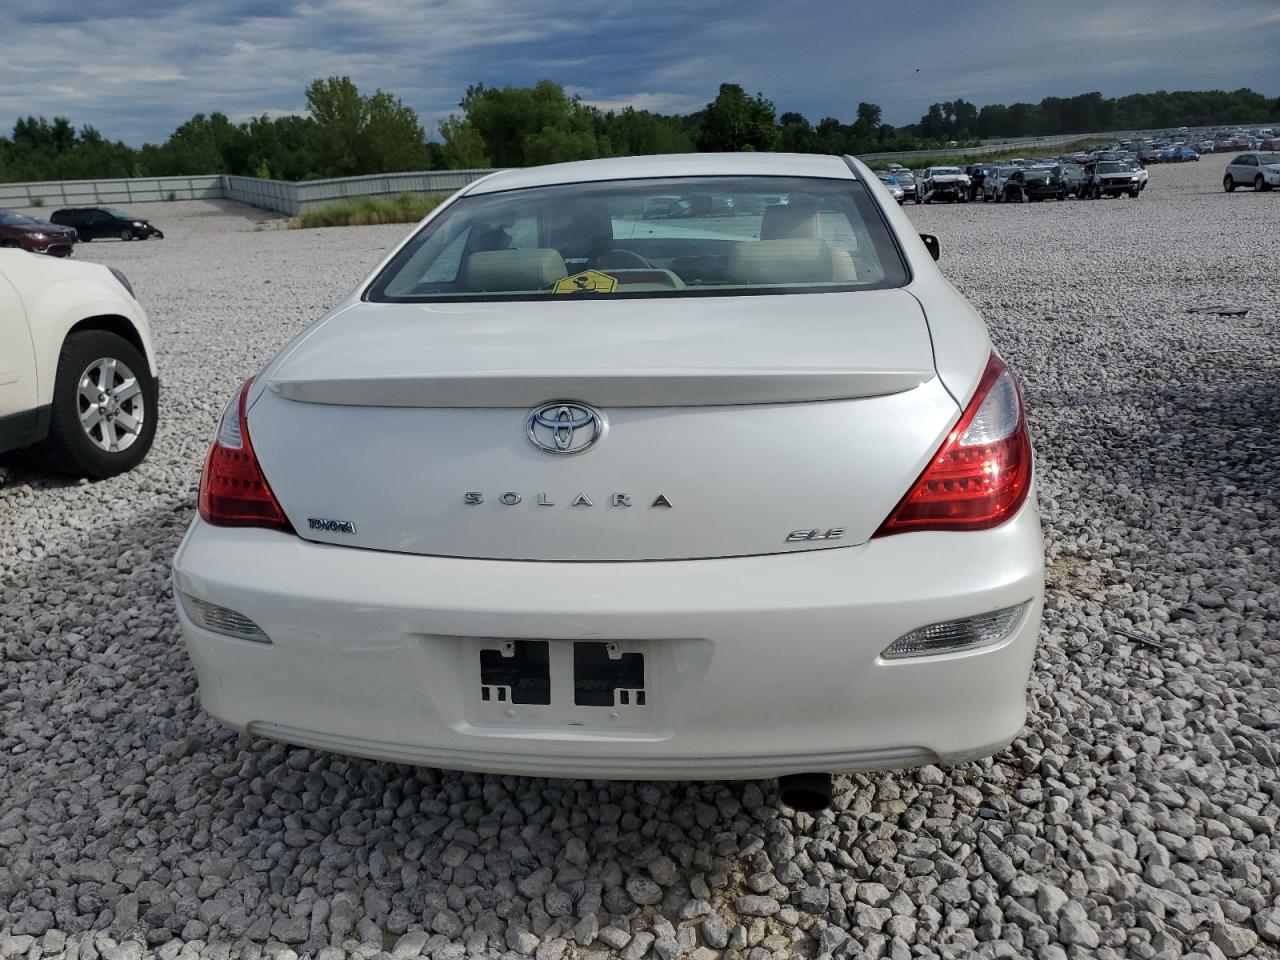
[
  {"x1": 1, "y1": 162, "x2": 1277, "y2": 960},
  {"x1": 393, "y1": 931, "x2": 429, "y2": 958},
  {"x1": 1057, "y1": 902, "x2": 1100, "y2": 948},
  {"x1": 648, "y1": 855, "x2": 680, "y2": 886},
  {"x1": 598, "y1": 927, "x2": 632, "y2": 950},
  {"x1": 1256, "y1": 908, "x2": 1280, "y2": 943},
  {"x1": 625, "y1": 876, "x2": 664, "y2": 905},
  {"x1": 1211, "y1": 923, "x2": 1259, "y2": 958},
  {"x1": 735, "y1": 896, "x2": 780, "y2": 917},
  {"x1": 701, "y1": 915, "x2": 730, "y2": 949},
  {"x1": 620, "y1": 931, "x2": 654, "y2": 960}
]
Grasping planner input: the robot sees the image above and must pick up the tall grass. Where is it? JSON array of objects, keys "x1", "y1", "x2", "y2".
[{"x1": 294, "y1": 192, "x2": 446, "y2": 229}]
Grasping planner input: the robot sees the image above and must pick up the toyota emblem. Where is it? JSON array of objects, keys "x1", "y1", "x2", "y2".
[{"x1": 526, "y1": 401, "x2": 606, "y2": 455}]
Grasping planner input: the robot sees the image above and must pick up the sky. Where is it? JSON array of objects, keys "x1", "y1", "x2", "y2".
[{"x1": 2, "y1": 0, "x2": 1277, "y2": 145}]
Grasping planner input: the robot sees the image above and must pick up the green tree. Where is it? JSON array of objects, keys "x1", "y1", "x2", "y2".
[
  {"x1": 698, "y1": 84, "x2": 778, "y2": 152},
  {"x1": 438, "y1": 115, "x2": 491, "y2": 168},
  {"x1": 305, "y1": 76, "x2": 428, "y2": 177},
  {"x1": 459, "y1": 80, "x2": 601, "y2": 167},
  {"x1": 597, "y1": 107, "x2": 692, "y2": 156},
  {"x1": 777, "y1": 111, "x2": 817, "y2": 153}
]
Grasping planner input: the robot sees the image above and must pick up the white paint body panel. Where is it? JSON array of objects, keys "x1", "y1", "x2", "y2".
[
  {"x1": 0, "y1": 249, "x2": 156, "y2": 410},
  {"x1": 0, "y1": 271, "x2": 35, "y2": 419}
]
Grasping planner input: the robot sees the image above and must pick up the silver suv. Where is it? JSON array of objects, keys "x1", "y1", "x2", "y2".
[{"x1": 1223, "y1": 152, "x2": 1280, "y2": 192}]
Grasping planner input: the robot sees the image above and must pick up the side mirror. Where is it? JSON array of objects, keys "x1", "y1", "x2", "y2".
[{"x1": 920, "y1": 234, "x2": 940, "y2": 261}]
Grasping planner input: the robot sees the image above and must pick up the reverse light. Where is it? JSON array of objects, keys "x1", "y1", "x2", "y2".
[
  {"x1": 179, "y1": 592, "x2": 271, "y2": 643},
  {"x1": 875, "y1": 352, "x2": 1032, "y2": 535},
  {"x1": 882, "y1": 602, "x2": 1029, "y2": 659},
  {"x1": 198, "y1": 378, "x2": 294, "y2": 532}
]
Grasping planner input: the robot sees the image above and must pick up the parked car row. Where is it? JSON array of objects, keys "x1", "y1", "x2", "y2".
[
  {"x1": 0, "y1": 206, "x2": 165, "y2": 256},
  {"x1": 879, "y1": 153, "x2": 1153, "y2": 205}
]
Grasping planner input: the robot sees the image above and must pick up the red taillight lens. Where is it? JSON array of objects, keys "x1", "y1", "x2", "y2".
[
  {"x1": 875, "y1": 353, "x2": 1032, "y2": 536},
  {"x1": 198, "y1": 378, "x2": 294, "y2": 533}
]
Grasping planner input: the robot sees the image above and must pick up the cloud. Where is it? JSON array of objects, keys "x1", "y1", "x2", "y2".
[
  {"x1": 0, "y1": 0, "x2": 1275, "y2": 145},
  {"x1": 576, "y1": 91, "x2": 708, "y2": 115}
]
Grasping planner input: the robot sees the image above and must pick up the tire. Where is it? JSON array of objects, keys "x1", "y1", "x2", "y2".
[
  {"x1": 44, "y1": 330, "x2": 157, "y2": 479},
  {"x1": 1224, "y1": 175, "x2": 1235, "y2": 192},
  {"x1": 1129, "y1": 187, "x2": 1140, "y2": 198},
  {"x1": 119, "y1": 228, "x2": 133, "y2": 241},
  {"x1": 1255, "y1": 175, "x2": 1266, "y2": 192}
]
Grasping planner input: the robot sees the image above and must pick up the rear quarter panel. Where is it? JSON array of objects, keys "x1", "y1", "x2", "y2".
[{"x1": 847, "y1": 156, "x2": 991, "y2": 407}]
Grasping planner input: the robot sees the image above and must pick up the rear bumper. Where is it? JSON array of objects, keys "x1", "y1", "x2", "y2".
[{"x1": 172, "y1": 502, "x2": 1045, "y2": 780}]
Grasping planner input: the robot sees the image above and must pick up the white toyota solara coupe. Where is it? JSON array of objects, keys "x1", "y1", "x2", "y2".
[{"x1": 173, "y1": 153, "x2": 1044, "y2": 806}]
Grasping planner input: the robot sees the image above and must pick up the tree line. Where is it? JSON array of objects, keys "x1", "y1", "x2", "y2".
[{"x1": 1, "y1": 78, "x2": 1275, "y2": 184}]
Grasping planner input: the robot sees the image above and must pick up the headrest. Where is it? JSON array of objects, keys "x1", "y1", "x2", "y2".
[
  {"x1": 546, "y1": 201, "x2": 613, "y2": 260},
  {"x1": 728, "y1": 239, "x2": 835, "y2": 285},
  {"x1": 760, "y1": 200, "x2": 821, "y2": 240},
  {"x1": 463, "y1": 249, "x2": 567, "y2": 292}
]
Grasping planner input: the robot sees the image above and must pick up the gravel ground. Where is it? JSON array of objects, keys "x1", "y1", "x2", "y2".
[{"x1": 1, "y1": 163, "x2": 1277, "y2": 960}]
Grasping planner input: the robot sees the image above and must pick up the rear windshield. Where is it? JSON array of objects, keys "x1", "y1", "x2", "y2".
[{"x1": 366, "y1": 176, "x2": 908, "y2": 302}]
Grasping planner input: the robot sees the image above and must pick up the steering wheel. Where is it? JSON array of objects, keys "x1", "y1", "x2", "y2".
[{"x1": 596, "y1": 248, "x2": 653, "y2": 269}]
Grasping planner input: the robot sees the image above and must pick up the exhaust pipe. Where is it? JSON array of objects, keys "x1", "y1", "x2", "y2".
[{"x1": 777, "y1": 773, "x2": 833, "y2": 812}]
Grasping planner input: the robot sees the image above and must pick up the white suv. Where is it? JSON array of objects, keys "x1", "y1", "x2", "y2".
[
  {"x1": 0, "y1": 250, "x2": 158, "y2": 477},
  {"x1": 1223, "y1": 152, "x2": 1280, "y2": 192}
]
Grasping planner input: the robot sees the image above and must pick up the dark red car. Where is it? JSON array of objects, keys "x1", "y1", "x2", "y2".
[{"x1": 0, "y1": 210, "x2": 76, "y2": 257}]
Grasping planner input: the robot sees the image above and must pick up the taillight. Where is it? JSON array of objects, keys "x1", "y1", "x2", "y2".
[
  {"x1": 875, "y1": 353, "x2": 1031, "y2": 536},
  {"x1": 198, "y1": 378, "x2": 294, "y2": 533}
]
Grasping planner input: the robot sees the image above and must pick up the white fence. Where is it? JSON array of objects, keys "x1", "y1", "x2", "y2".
[
  {"x1": 221, "y1": 169, "x2": 500, "y2": 215},
  {"x1": 292, "y1": 169, "x2": 498, "y2": 213},
  {"x1": 0, "y1": 175, "x2": 222, "y2": 208},
  {"x1": 0, "y1": 170, "x2": 499, "y2": 216}
]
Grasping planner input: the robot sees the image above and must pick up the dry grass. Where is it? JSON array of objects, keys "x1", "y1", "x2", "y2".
[{"x1": 293, "y1": 192, "x2": 446, "y2": 229}]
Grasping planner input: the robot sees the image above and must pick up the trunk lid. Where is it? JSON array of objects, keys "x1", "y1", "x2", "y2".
[{"x1": 249, "y1": 292, "x2": 958, "y2": 561}]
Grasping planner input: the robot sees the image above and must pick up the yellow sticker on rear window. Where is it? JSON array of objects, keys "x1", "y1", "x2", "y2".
[{"x1": 553, "y1": 269, "x2": 618, "y2": 294}]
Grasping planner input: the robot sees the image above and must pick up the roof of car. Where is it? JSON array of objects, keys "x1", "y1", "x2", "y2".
[{"x1": 464, "y1": 152, "x2": 857, "y2": 195}]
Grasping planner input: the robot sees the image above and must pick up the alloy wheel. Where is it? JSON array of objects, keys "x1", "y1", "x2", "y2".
[{"x1": 77, "y1": 357, "x2": 146, "y2": 452}]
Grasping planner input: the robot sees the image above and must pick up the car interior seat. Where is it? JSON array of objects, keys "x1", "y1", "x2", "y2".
[{"x1": 462, "y1": 249, "x2": 568, "y2": 292}]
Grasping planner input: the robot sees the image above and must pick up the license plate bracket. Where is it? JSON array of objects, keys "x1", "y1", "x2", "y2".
[
  {"x1": 467, "y1": 638, "x2": 656, "y2": 731},
  {"x1": 573, "y1": 641, "x2": 646, "y2": 707}
]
